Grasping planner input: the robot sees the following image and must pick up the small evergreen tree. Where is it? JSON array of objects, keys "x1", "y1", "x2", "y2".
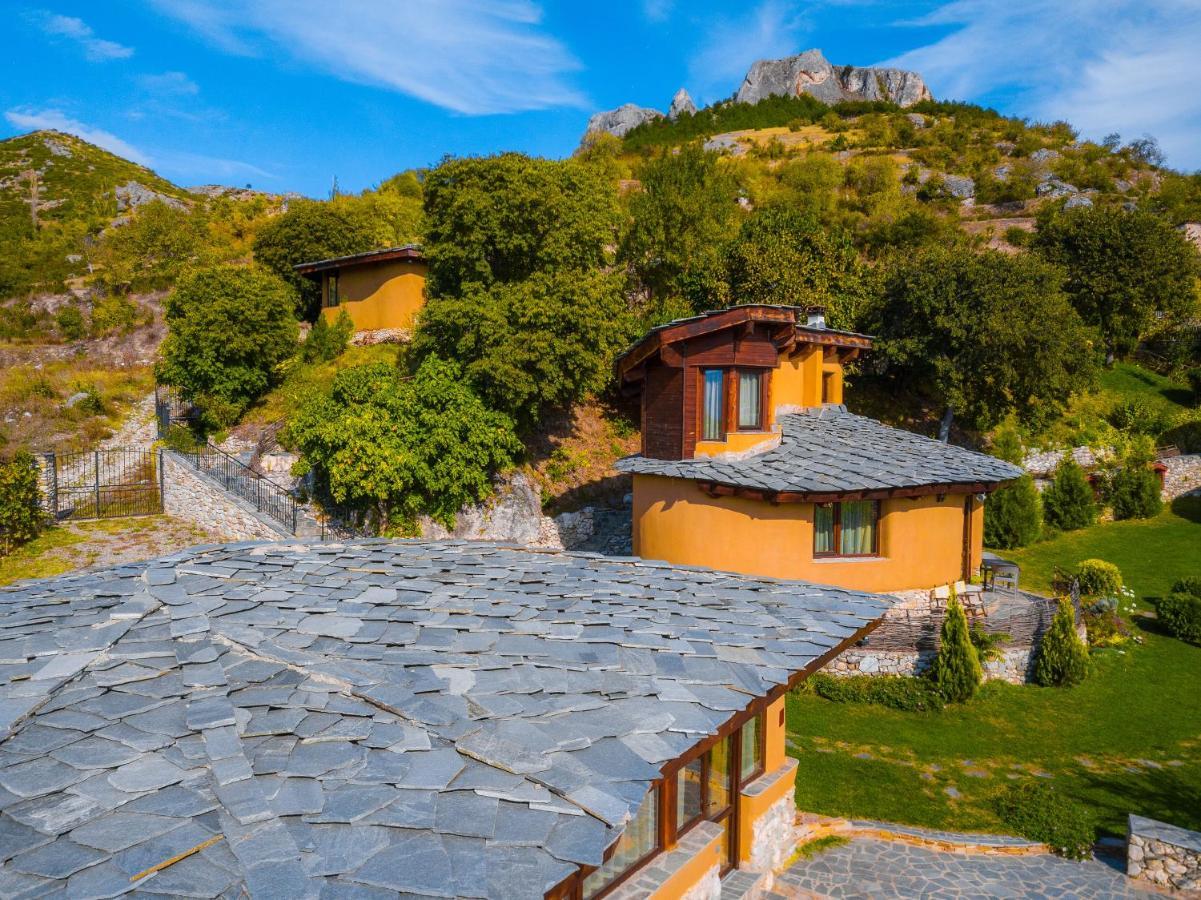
[
  {"x1": 931, "y1": 593, "x2": 983, "y2": 702},
  {"x1": 1034, "y1": 598, "x2": 1089, "y2": 687},
  {"x1": 302, "y1": 310, "x2": 354, "y2": 363},
  {"x1": 1042, "y1": 457, "x2": 1096, "y2": 531},
  {"x1": 0, "y1": 451, "x2": 43, "y2": 555},
  {"x1": 1108, "y1": 451, "x2": 1163, "y2": 520},
  {"x1": 984, "y1": 475, "x2": 1042, "y2": 549}
]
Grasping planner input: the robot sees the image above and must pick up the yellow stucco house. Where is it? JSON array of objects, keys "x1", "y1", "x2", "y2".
[
  {"x1": 615, "y1": 304, "x2": 1023, "y2": 593},
  {"x1": 295, "y1": 244, "x2": 426, "y2": 332}
]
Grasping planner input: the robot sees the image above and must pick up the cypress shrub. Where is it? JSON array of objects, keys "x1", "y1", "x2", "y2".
[
  {"x1": 931, "y1": 593, "x2": 983, "y2": 702},
  {"x1": 1109, "y1": 462, "x2": 1162, "y2": 520},
  {"x1": 1042, "y1": 458, "x2": 1096, "y2": 531},
  {"x1": 0, "y1": 451, "x2": 44, "y2": 555},
  {"x1": 1075, "y1": 559, "x2": 1122, "y2": 597},
  {"x1": 1034, "y1": 598, "x2": 1089, "y2": 687},
  {"x1": 984, "y1": 474, "x2": 1041, "y2": 548},
  {"x1": 1155, "y1": 593, "x2": 1201, "y2": 644}
]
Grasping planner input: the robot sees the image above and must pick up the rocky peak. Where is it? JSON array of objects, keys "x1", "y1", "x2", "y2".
[
  {"x1": 735, "y1": 48, "x2": 932, "y2": 108},
  {"x1": 583, "y1": 103, "x2": 664, "y2": 141},
  {"x1": 669, "y1": 88, "x2": 697, "y2": 120}
]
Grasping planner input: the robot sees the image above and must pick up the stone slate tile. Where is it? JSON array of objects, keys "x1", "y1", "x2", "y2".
[
  {"x1": 304, "y1": 785, "x2": 395, "y2": 824},
  {"x1": 347, "y1": 830, "x2": 453, "y2": 895},
  {"x1": 51, "y1": 736, "x2": 144, "y2": 770},
  {"x1": 0, "y1": 756, "x2": 87, "y2": 799},
  {"x1": 10, "y1": 837, "x2": 107, "y2": 878},
  {"x1": 70, "y1": 811, "x2": 186, "y2": 853},
  {"x1": 121, "y1": 784, "x2": 215, "y2": 819},
  {"x1": 109, "y1": 820, "x2": 217, "y2": 879},
  {"x1": 0, "y1": 812, "x2": 54, "y2": 862},
  {"x1": 359, "y1": 789, "x2": 437, "y2": 829},
  {"x1": 304, "y1": 824, "x2": 391, "y2": 877},
  {"x1": 107, "y1": 754, "x2": 186, "y2": 793}
]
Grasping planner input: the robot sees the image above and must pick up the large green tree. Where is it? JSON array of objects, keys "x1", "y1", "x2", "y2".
[
  {"x1": 619, "y1": 143, "x2": 740, "y2": 317},
  {"x1": 252, "y1": 200, "x2": 376, "y2": 318},
  {"x1": 156, "y1": 265, "x2": 298, "y2": 427},
  {"x1": 287, "y1": 357, "x2": 520, "y2": 533},
  {"x1": 725, "y1": 207, "x2": 874, "y2": 329},
  {"x1": 1033, "y1": 206, "x2": 1200, "y2": 362},
  {"x1": 870, "y1": 246, "x2": 1097, "y2": 430}
]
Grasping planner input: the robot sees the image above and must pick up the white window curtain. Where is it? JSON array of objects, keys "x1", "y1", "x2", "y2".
[
  {"x1": 703, "y1": 370, "x2": 724, "y2": 441},
  {"x1": 738, "y1": 371, "x2": 761, "y2": 429},
  {"x1": 814, "y1": 503, "x2": 835, "y2": 554},
  {"x1": 840, "y1": 501, "x2": 876, "y2": 555}
]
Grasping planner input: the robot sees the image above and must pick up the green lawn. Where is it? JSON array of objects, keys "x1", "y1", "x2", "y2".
[{"x1": 788, "y1": 496, "x2": 1201, "y2": 839}]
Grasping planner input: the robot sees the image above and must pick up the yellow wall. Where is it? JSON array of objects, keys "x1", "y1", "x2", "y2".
[
  {"x1": 695, "y1": 432, "x2": 776, "y2": 458},
  {"x1": 320, "y1": 260, "x2": 426, "y2": 331},
  {"x1": 648, "y1": 826, "x2": 723, "y2": 900},
  {"x1": 632, "y1": 474, "x2": 980, "y2": 593}
]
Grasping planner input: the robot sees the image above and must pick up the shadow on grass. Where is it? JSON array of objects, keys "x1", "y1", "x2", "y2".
[
  {"x1": 1169, "y1": 495, "x2": 1201, "y2": 525},
  {"x1": 1076, "y1": 765, "x2": 1201, "y2": 840}
]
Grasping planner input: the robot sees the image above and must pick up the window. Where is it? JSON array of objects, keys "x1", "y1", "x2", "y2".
[
  {"x1": 814, "y1": 500, "x2": 879, "y2": 557},
  {"x1": 737, "y1": 371, "x2": 763, "y2": 430},
  {"x1": 325, "y1": 272, "x2": 339, "y2": 308},
  {"x1": 584, "y1": 787, "x2": 658, "y2": 898},
  {"x1": 676, "y1": 758, "x2": 703, "y2": 831},
  {"x1": 739, "y1": 714, "x2": 763, "y2": 782},
  {"x1": 702, "y1": 369, "x2": 724, "y2": 441},
  {"x1": 821, "y1": 371, "x2": 834, "y2": 403}
]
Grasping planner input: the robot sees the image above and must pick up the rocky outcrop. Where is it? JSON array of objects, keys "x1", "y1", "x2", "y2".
[
  {"x1": 669, "y1": 88, "x2": 697, "y2": 119},
  {"x1": 114, "y1": 181, "x2": 187, "y2": 213},
  {"x1": 1180, "y1": 222, "x2": 1201, "y2": 251},
  {"x1": 735, "y1": 49, "x2": 932, "y2": 108},
  {"x1": 583, "y1": 103, "x2": 663, "y2": 140}
]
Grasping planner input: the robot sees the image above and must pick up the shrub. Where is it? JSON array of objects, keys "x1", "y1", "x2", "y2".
[
  {"x1": 70, "y1": 383, "x2": 105, "y2": 415},
  {"x1": 1109, "y1": 460, "x2": 1163, "y2": 520},
  {"x1": 1042, "y1": 458, "x2": 1096, "y2": 531},
  {"x1": 90, "y1": 295, "x2": 143, "y2": 335},
  {"x1": 803, "y1": 672, "x2": 945, "y2": 712},
  {"x1": 1034, "y1": 598, "x2": 1089, "y2": 687},
  {"x1": 1171, "y1": 576, "x2": 1201, "y2": 598},
  {"x1": 0, "y1": 451, "x2": 44, "y2": 555},
  {"x1": 1108, "y1": 397, "x2": 1172, "y2": 437},
  {"x1": 155, "y1": 265, "x2": 299, "y2": 429},
  {"x1": 55, "y1": 305, "x2": 86, "y2": 341},
  {"x1": 984, "y1": 475, "x2": 1041, "y2": 548},
  {"x1": 993, "y1": 781, "x2": 1096, "y2": 859},
  {"x1": 287, "y1": 357, "x2": 521, "y2": 533},
  {"x1": 969, "y1": 623, "x2": 1010, "y2": 662},
  {"x1": 930, "y1": 594, "x2": 983, "y2": 703},
  {"x1": 1155, "y1": 593, "x2": 1201, "y2": 644},
  {"x1": 1083, "y1": 606, "x2": 1131, "y2": 648},
  {"x1": 302, "y1": 310, "x2": 354, "y2": 364},
  {"x1": 1075, "y1": 559, "x2": 1122, "y2": 597}
]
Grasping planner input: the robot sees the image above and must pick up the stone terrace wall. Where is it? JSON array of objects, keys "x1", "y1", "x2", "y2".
[
  {"x1": 826, "y1": 646, "x2": 1037, "y2": 684},
  {"x1": 1127, "y1": 814, "x2": 1201, "y2": 892},
  {"x1": 160, "y1": 450, "x2": 289, "y2": 542}
]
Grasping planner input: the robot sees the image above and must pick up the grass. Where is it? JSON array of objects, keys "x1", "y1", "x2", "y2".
[
  {"x1": 788, "y1": 495, "x2": 1201, "y2": 841},
  {"x1": 789, "y1": 835, "x2": 850, "y2": 864}
]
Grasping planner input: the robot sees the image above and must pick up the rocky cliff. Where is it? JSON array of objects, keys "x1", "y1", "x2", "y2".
[
  {"x1": 736, "y1": 49, "x2": 931, "y2": 107},
  {"x1": 583, "y1": 103, "x2": 663, "y2": 140}
]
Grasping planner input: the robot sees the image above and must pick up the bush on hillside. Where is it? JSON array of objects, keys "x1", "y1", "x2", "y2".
[
  {"x1": 993, "y1": 781, "x2": 1096, "y2": 859},
  {"x1": 1042, "y1": 458, "x2": 1096, "y2": 531},
  {"x1": 930, "y1": 594, "x2": 983, "y2": 702},
  {"x1": 1075, "y1": 559, "x2": 1122, "y2": 597},
  {"x1": 155, "y1": 265, "x2": 299, "y2": 429},
  {"x1": 0, "y1": 451, "x2": 43, "y2": 555},
  {"x1": 803, "y1": 672, "x2": 945, "y2": 712},
  {"x1": 1171, "y1": 576, "x2": 1201, "y2": 598},
  {"x1": 286, "y1": 357, "x2": 521, "y2": 534},
  {"x1": 1155, "y1": 593, "x2": 1201, "y2": 644},
  {"x1": 1034, "y1": 598, "x2": 1089, "y2": 687},
  {"x1": 301, "y1": 310, "x2": 354, "y2": 364},
  {"x1": 1108, "y1": 396, "x2": 1172, "y2": 437},
  {"x1": 54, "y1": 305, "x2": 86, "y2": 341},
  {"x1": 984, "y1": 475, "x2": 1042, "y2": 549},
  {"x1": 1108, "y1": 457, "x2": 1163, "y2": 521}
]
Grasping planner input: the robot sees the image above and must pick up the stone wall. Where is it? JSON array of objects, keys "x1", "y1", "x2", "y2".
[
  {"x1": 1127, "y1": 814, "x2": 1201, "y2": 892},
  {"x1": 826, "y1": 646, "x2": 1039, "y2": 684},
  {"x1": 749, "y1": 786, "x2": 798, "y2": 874},
  {"x1": 160, "y1": 451, "x2": 289, "y2": 542}
]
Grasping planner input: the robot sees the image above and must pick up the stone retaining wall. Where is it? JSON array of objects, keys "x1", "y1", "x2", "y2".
[
  {"x1": 826, "y1": 645, "x2": 1038, "y2": 684},
  {"x1": 160, "y1": 451, "x2": 289, "y2": 542},
  {"x1": 1127, "y1": 814, "x2": 1201, "y2": 892}
]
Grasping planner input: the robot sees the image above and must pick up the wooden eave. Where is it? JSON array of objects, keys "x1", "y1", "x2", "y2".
[
  {"x1": 294, "y1": 246, "x2": 425, "y2": 279},
  {"x1": 698, "y1": 480, "x2": 1003, "y2": 504}
]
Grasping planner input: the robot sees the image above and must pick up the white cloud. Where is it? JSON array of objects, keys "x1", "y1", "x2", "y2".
[
  {"x1": 149, "y1": 0, "x2": 585, "y2": 115},
  {"x1": 4, "y1": 108, "x2": 151, "y2": 165},
  {"x1": 884, "y1": 0, "x2": 1201, "y2": 170},
  {"x1": 688, "y1": 0, "x2": 809, "y2": 100},
  {"x1": 643, "y1": 0, "x2": 675, "y2": 22},
  {"x1": 38, "y1": 12, "x2": 134, "y2": 61},
  {"x1": 156, "y1": 150, "x2": 276, "y2": 183},
  {"x1": 138, "y1": 71, "x2": 200, "y2": 96}
]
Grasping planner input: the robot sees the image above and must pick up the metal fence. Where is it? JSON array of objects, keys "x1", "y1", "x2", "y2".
[
  {"x1": 46, "y1": 449, "x2": 162, "y2": 520},
  {"x1": 176, "y1": 444, "x2": 298, "y2": 534},
  {"x1": 154, "y1": 385, "x2": 196, "y2": 437}
]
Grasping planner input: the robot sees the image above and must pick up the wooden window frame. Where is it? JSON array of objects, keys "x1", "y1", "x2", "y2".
[
  {"x1": 813, "y1": 500, "x2": 881, "y2": 559},
  {"x1": 581, "y1": 785, "x2": 662, "y2": 900},
  {"x1": 738, "y1": 712, "x2": 766, "y2": 784},
  {"x1": 325, "y1": 272, "x2": 340, "y2": 308},
  {"x1": 734, "y1": 369, "x2": 769, "y2": 432},
  {"x1": 700, "y1": 368, "x2": 726, "y2": 442},
  {"x1": 699, "y1": 367, "x2": 772, "y2": 441}
]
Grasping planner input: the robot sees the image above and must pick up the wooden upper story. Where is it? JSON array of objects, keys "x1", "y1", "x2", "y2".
[{"x1": 616, "y1": 305, "x2": 873, "y2": 461}]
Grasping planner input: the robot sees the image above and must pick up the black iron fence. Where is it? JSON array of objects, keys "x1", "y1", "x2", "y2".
[
  {"x1": 45, "y1": 449, "x2": 162, "y2": 520},
  {"x1": 174, "y1": 444, "x2": 298, "y2": 534},
  {"x1": 154, "y1": 385, "x2": 196, "y2": 437}
]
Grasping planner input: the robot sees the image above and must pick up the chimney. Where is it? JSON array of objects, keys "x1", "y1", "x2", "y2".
[{"x1": 805, "y1": 306, "x2": 827, "y2": 329}]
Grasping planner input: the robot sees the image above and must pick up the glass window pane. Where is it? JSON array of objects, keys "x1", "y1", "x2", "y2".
[
  {"x1": 584, "y1": 787, "x2": 658, "y2": 898},
  {"x1": 703, "y1": 370, "x2": 724, "y2": 441},
  {"x1": 814, "y1": 503, "x2": 835, "y2": 555},
  {"x1": 327, "y1": 273, "x2": 339, "y2": 307},
  {"x1": 737, "y1": 371, "x2": 761, "y2": 429},
  {"x1": 676, "y1": 759, "x2": 702, "y2": 828},
  {"x1": 739, "y1": 715, "x2": 762, "y2": 782},
  {"x1": 841, "y1": 501, "x2": 876, "y2": 555},
  {"x1": 705, "y1": 737, "x2": 730, "y2": 816}
]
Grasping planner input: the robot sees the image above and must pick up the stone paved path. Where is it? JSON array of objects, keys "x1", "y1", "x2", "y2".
[{"x1": 777, "y1": 837, "x2": 1158, "y2": 899}]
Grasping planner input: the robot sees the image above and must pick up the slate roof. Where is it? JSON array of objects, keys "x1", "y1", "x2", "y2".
[
  {"x1": 0, "y1": 540, "x2": 886, "y2": 899},
  {"x1": 615, "y1": 406, "x2": 1024, "y2": 494}
]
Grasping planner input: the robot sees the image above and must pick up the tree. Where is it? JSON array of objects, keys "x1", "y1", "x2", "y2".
[
  {"x1": 931, "y1": 592, "x2": 983, "y2": 702},
  {"x1": 93, "y1": 200, "x2": 208, "y2": 293},
  {"x1": 301, "y1": 310, "x2": 354, "y2": 364},
  {"x1": 253, "y1": 201, "x2": 376, "y2": 318},
  {"x1": 1041, "y1": 457, "x2": 1097, "y2": 531},
  {"x1": 620, "y1": 144, "x2": 740, "y2": 317},
  {"x1": 413, "y1": 269, "x2": 633, "y2": 430},
  {"x1": 870, "y1": 246, "x2": 1097, "y2": 430},
  {"x1": 1033, "y1": 206, "x2": 1200, "y2": 363},
  {"x1": 0, "y1": 451, "x2": 43, "y2": 555},
  {"x1": 1108, "y1": 447, "x2": 1163, "y2": 520},
  {"x1": 724, "y1": 208, "x2": 874, "y2": 329},
  {"x1": 156, "y1": 266, "x2": 299, "y2": 428},
  {"x1": 984, "y1": 475, "x2": 1041, "y2": 549},
  {"x1": 421, "y1": 153, "x2": 620, "y2": 298},
  {"x1": 1034, "y1": 598, "x2": 1089, "y2": 687},
  {"x1": 287, "y1": 357, "x2": 520, "y2": 533}
]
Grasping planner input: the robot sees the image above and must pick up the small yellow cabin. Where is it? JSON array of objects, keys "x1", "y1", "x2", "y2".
[{"x1": 295, "y1": 245, "x2": 426, "y2": 333}]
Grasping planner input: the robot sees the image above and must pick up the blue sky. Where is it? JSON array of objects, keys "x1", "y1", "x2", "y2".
[{"x1": 4, "y1": 1, "x2": 1199, "y2": 197}]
